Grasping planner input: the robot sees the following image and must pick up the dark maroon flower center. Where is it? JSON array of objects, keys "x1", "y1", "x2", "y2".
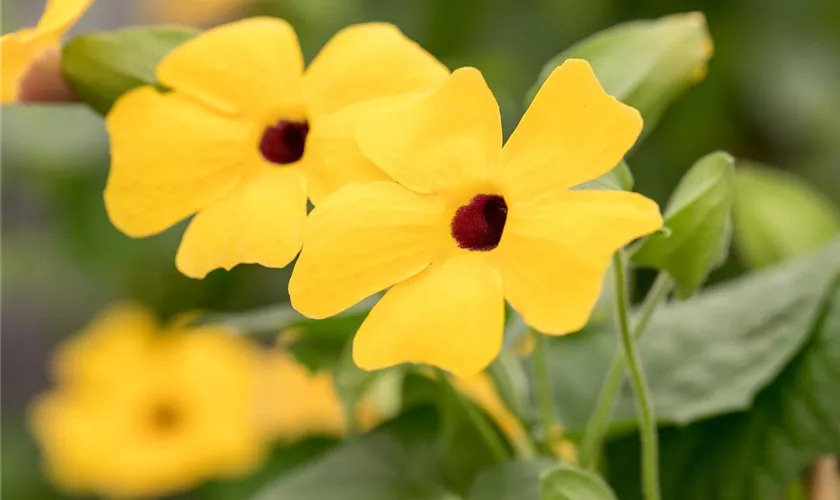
[
  {"x1": 259, "y1": 119, "x2": 309, "y2": 165},
  {"x1": 450, "y1": 194, "x2": 508, "y2": 251}
]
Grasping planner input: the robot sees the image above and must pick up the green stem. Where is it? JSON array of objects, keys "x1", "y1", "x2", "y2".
[
  {"x1": 532, "y1": 331, "x2": 556, "y2": 453},
  {"x1": 579, "y1": 272, "x2": 673, "y2": 466},
  {"x1": 436, "y1": 368, "x2": 508, "y2": 462},
  {"x1": 609, "y1": 252, "x2": 661, "y2": 500}
]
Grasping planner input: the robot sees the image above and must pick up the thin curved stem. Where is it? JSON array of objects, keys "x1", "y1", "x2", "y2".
[
  {"x1": 579, "y1": 271, "x2": 673, "y2": 466},
  {"x1": 609, "y1": 252, "x2": 661, "y2": 500},
  {"x1": 436, "y1": 368, "x2": 508, "y2": 462},
  {"x1": 532, "y1": 331, "x2": 556, "y2": 454}
]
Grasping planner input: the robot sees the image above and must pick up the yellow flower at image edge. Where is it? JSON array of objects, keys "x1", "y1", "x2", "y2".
[
  {"x1": 29, "y1": 305, "x2": 267, "y2": 498},
  {"x1": 105, "y1": 17, "x2": 448, "y2": 279},
  {"x1": 290, "y1": 60, "x2": 664, "y2": 377},
  {"x1": 0, "y1": 0, "x2": 92, "y2": 103}
]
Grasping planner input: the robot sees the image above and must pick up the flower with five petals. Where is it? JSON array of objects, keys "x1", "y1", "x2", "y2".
[
  {"x1": 105, "y1": 18, "x2": 448, "y2": 278},
  {"x1": 1, "y1": 0, "x2": 92, "y2": 104},
  {"x1": 289, "y1": 60, "x2": 664, "y2": 377}
]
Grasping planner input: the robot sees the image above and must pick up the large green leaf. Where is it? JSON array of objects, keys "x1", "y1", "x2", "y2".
[
  {"x1": 527, "y1": 12, "x2": 712, "y2": 136},
  {"x1": 633, "y1": 151, "x2": 735, "y2": 298},
  {"x1": 467, "y1": 461, "x2": 617, "y2": 500},
  {"x1": 252, "y1": 409, "x2": 460, "y2": 500},
  {"x1": 540, "y1": 240, "x2": 840, "y2": 433},
  {"x1": 606, "y1": 283, "x2": 840, "y2": 500},
  {"x1": 734, "y1": 162, "x2": 840, "y2": 269},
  {"x1": 62, "y1": 27, "x2": 197, "y2": 115}
]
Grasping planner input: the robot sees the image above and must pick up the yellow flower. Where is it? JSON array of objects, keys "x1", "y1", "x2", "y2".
[
  {"x1": 30, "y1": 305, "x2": 267, "y2": 498},
  {"x1": 139, "y1": 0, "x2": 252, "y2": 26},
  {"x1": 290, "y1": 60, "x2": 663, "y2": 376},
  {"x1": 0, "y1": 0, "x2": 92, "y2": 103},
  {"x1": 105, "y1": 18, "x2": 448, "y2": 279},
  {"x1": 257, "y1": 337, "x2": 390, "y2": 441}
]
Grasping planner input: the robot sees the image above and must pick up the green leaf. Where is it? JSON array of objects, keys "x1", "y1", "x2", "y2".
[
  {"x1": 252, "y1": 408, "x2": 460, "y2": 500},
  {"x1": 62, "y1": 27, "x2": 197, "y2": 115},
  {"x1": 527, "y1": 12, "x2": 713, "y2": 136},
  {"x1": 633, "y1": 151, "x2": 735, "y2": 298},
  {"x1": 467, "y1": 460, "x2": 557, "y2": 500},
  {"x1": 606, "y1": 282, "x2": 840, "y2": 500},
  {"x1": 540, "y1": 466, "x2": 618, "y2": 500},
  {"x1": 540, "y1": 240, "x2": 840, "y2": 433},
  {"x1": 573, "y1": 161, "x2": 635, "y2": 191},
  {"x1": 734, "y1": 162, "x2": 840, "y2": 269},
  {"x1": 467, "y1": 461, "x2": 617, "y2": 500}
]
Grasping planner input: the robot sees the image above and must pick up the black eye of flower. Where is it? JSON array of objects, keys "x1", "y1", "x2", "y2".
[
  {"x1": 450, "y1": 194, "x2": 508, "y2": 251},
  {"x1": 259, "y1": 119, "x2": 309, "y2": 165}
]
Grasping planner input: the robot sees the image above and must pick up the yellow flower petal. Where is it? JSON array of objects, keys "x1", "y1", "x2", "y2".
[
  {"x1": 499, "y1": 59, "x2": 643, "y2": 203},
  {"x1": 357, "y1": 67, "x2": 502, "y2": 195},
  {"x1": 175, "y1": 168, "x2": 307, "y2": 278},
  {"x1": 258, "y1": 352, "x2": 346, "y2": 441},
  {"x1": 51, "y1": 303, "x2": 156, "y2": 387},
  {"x1": 304, "y1": 23, "x2": 448, "y2": 118},
  {"x1": 1, "y1": 30, "x2": 43, "y2": 103},
  {"x1": 353, "y1": 254, "x2": 504, "y2": 377},
  {"x1": 290, "y1": 181, "x2": 449, "y2": 319},
  {"x1": 105, "y1": 87, "x2": 257, "y2": 237},
  {"x1": 36, "y1": 0, "x2": 94, "y2": 36},
  {"x1": 141, "y1": 0, "x2": 251, "y2": 26},
  {"x1": 157, "y1": 17, "x2": 304, "y2": 118},
  {"x1": 304, "y1": 97, "x2": 409, "y2": 204},
  {"x1": 496, "y1": 190, "x2": 663, "y2": 334}
]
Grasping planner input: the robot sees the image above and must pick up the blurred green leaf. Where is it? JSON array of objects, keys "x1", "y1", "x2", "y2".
[
  {"x1": 734, "y1": 162, "x2": 840, "y2": 269},
  {"x1": 573, "y1": 161, "x2": 634, "y2": 191},
  {"x1": 606, "y1": 283, "x2": 840, "y2": 500},
  {"x1": 528, "y1": 12, "x2": 712, "y2": 137},
  {"x1": 540, "y1": 466, "x2": 618, "y2": 500},
  {"x1": 467, "y1": 460, "x2": 557, "y2": 500},
  {"x1": 541, "y1": 240, "x2": 840, "y2": 432},
  {"x1": 251, "y1": 408, "x2": 460, "y2": 500},
  {"x1": 633, "y1": 151, "x2": 735, "y2": 298},
  {"x1": 467, "y1": 461, "x2": 616, "y2": 500},
  {"x1": 62, "y1": 27, "x2": 197, "y2": 115}
]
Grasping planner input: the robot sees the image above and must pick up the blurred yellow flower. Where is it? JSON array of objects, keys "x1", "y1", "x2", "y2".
[
  {"x1": 290, "y1": 60, "x2": 663, "y2": 376},
  {"x1": 105, "y1": 18, "x2": 448, "y2": 279},
  {"x1": 258, "y1": 349, "x2": 383, "y2": 441},
  {"x1": 0, "y1": 0, "x2": 92, "y2": 103},
  {"x1": 30, "y1": 305, "x2": 267, "y2": 498},
  {"x1": 140, "y1": 0, "x2": 252, "y2": 26}
]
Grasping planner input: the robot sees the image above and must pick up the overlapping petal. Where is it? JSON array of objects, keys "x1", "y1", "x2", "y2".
[
  {"x1": 499, "y1": 59, "x2": 643, "y2": 203},
  {"x1": 304, "y1": 97, "x2": 410, "y2": 204},
  {"x1": 175, "y1": 168, "x2": 307, "y2": 278},
  {"x1": 495, "y1": 190, "x2": 663, "y2": 334},
  {"x1": 357, "y1": 68, "x2": 502, "y2": 195},
  {"x1": 36, "y1": 0, "x2": 94, "y2": 36},
  {"x1": 353, "y1": 254, "x2": 504, "y2": 377},
  {"x1": 105, "y1": 87, "x2": 257, "y2": 237},
  {"x1": 157, "y1": 17, "x2": 304, "y2": 118},
  {"x1": 289, "y1": 182, "x2": 449, "y2": 319},
  {"x1": 304, "y1": 23, "x2": 448, "y2": 118}
]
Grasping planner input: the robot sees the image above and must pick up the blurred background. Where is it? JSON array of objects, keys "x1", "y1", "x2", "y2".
[{"x1": 2, "y1": 0, "x2": 839, "y2": 497}]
